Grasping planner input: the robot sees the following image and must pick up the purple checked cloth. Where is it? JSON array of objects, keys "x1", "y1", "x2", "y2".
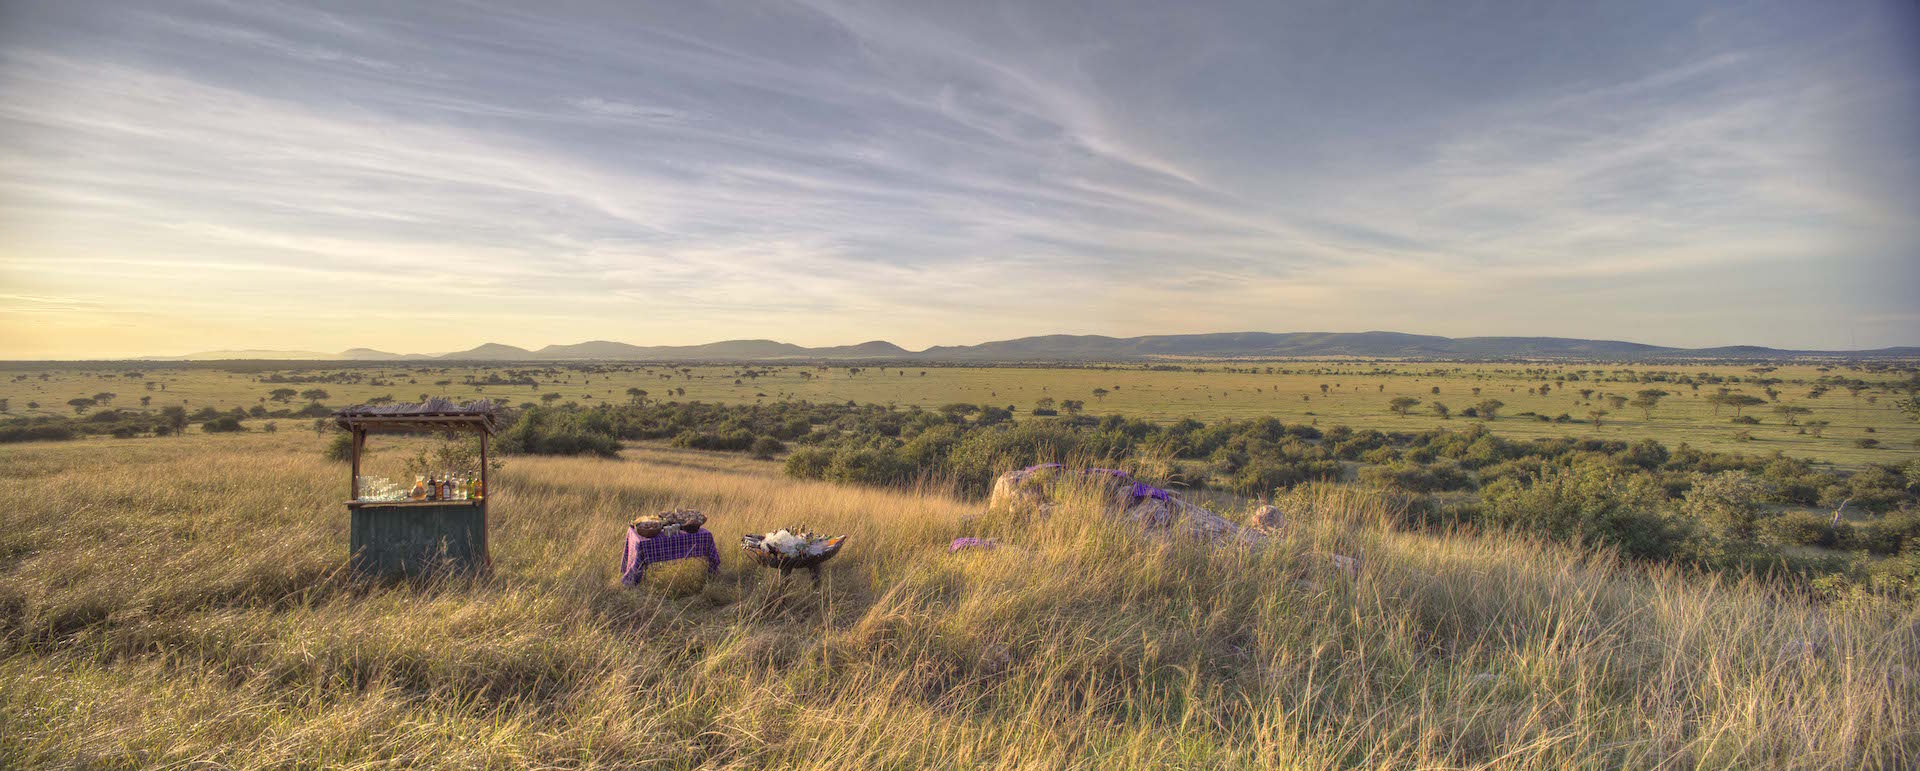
[{"x1": 621, "y1": 527, "x2": 721, "y2": 586}]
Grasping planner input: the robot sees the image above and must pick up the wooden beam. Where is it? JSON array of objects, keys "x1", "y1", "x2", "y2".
[{"x1": 349, "y1": 428, "x2": 365, "y2": 500}]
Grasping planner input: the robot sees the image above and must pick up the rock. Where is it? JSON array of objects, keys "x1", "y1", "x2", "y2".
[
  {"x1": 988, "y1": 470, "x2": 1052, "y2": 513},
  {"x1": 1121, "y1": 496, "x2": 1180, "y2": 529},
  {"x1": 1248, "y1": 504, "x2": 1287, "y2": 532},
  {"x1": 987, "y1": 466, "x2": 1266, "y2": 546},
  {"x1": 1111, "y1": 484, "x2": 1265, "y2": 545}
]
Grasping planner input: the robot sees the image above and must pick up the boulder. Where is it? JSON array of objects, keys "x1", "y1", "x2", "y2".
[
  {"x1": 1247, "y1": 504, "x2": 1287, "y2": 532},
  {"x1": 988, "y1": 466, "x2": 1265, "y2": 546},
  {"x1": 988, "y1": 470, "x2": 1053, "y2": 512}
]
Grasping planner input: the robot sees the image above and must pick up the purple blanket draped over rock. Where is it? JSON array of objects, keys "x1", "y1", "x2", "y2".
[{"x1": 621, "y1": 527, "x2": 721, "y2": 586}]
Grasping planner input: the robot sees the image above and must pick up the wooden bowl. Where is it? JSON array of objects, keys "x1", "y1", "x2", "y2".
[{"x1": 740, "y1": 534, "x2": 847, "y2": 576}]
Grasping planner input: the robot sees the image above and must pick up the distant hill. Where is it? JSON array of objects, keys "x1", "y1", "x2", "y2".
[
  {"x1": 439, "y1": 343, "x2": 536, "y2": 360},
  {"x1": 338, "y1": 348, "x2": 433, "y2": 361},
  {"x1": 914, "y1": 332, "x2": 1908, "y2": 361},
  {"x1": 134, "y1": 333, "x2": 1917, "y2": 363},
  {"x1": 521, "y1": 339, "x2": 911, "y2": 360},
  {"x1": 146, "y1": 349, "x2": 338, "y2": 361}
]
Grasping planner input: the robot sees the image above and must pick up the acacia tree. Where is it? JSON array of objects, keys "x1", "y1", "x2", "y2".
[
  {"x1": 1388, "y1": 396, "x2": 1420, "y2": 416},
  {"x1": 1432, "y1": 402, "x2": 1450, "y2": 420},
  {"x1": 1714, "y1": 394, "x2": 1766, "y2": 418},
  {"x1": 68, "y1": 397, "x2": 95, "y2": 415},
  {"x1": 1773, "y1": 404, "x2": 1811, "y2": 426},
  {"x1": 161, "y1": 406, "x2": 187, "y2": 435},
  {"x1": 1629, "y1": 389, "x2": 1668, "y2": 420},
  {"x1": 1092, "y1": 388, "x2": 1109, "y2": 402},
  {"x1": 1588, "y1": 409, "x2": 1608, "y2": 427},
  {"x1": 1475, "y1": 399, "x2": 1504, "y2": 421},
  {"x1": 626, "y1": 387, "x2": 648, "y2": 406},
  {"x1": 299, "y1": 388, "x2": 331, "y2": 404},
  {"x1": 269, "y1": 388, "x2": 299, "y2": 403}
]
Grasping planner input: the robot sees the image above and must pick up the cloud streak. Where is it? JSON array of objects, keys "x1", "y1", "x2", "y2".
[{"x1": 0, "y1": 0, "x2": 1914, "y2": 358}]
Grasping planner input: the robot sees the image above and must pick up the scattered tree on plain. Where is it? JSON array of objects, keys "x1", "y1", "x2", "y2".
[{"x1": 1629, "y1": 389, "x2": 1668, "y2": 420}]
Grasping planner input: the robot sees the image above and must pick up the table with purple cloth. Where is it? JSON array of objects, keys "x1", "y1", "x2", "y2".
[{"x1": 621, "y1": 527, "x2": 721, "y2": 586}]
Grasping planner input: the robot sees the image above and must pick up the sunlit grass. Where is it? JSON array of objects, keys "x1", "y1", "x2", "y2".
[{"x1": 1, "y1": 432, "x2": 1914, "y2": 768}]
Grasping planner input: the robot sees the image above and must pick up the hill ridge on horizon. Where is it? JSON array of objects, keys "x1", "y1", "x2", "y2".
[{"x1": 119, "y1": 331, "x2": 1920, "y2": 362}]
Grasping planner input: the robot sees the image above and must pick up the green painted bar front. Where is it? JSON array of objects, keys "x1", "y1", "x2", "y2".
[{"x1": 348, "y1": 500, "x2": 489, "y2": 576}]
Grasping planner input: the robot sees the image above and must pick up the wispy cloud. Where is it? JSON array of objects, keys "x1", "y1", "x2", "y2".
[{"x1": 0, "y1": 0, "x2": 1913, "y2": 357}]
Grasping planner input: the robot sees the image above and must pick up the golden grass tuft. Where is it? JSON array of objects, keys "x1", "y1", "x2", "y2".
[{"x1": 1, "y1": 432, "x2": 1915, "y2": 768}]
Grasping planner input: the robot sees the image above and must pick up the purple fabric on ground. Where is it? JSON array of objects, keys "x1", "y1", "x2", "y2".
[
  {"x1": 622, "y1": 527, "x2": 721, "y2": 586},
  {"x1": 949, "y1": 537, "x2": 998, "y2": 553}
]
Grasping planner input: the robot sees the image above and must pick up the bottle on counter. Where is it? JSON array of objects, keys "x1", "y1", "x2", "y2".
[{"x1": 410, "y1": 475, "x2": 427, "y2": 500}]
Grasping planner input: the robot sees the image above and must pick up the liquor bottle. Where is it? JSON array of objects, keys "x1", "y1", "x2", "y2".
[{"x1": 410, "y1": 475, "x2": 427, "y2": 500}]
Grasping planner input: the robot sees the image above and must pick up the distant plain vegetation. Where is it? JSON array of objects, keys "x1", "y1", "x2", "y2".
[{"x1": 3, "y1": 359, "x2": 1917, "y2": 467}]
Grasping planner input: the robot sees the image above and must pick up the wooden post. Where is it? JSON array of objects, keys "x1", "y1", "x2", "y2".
[
  {"x1": 479, "y1": 431, "x2": 489, "y2": 499},
  {"x1": 349, "y1": 428, "x2": 365, "y2": 500}
]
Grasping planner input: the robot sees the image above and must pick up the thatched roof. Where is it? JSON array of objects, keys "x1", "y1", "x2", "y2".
[{"x1": 334, "y1": 398, "x2": 501, "y2": 434}]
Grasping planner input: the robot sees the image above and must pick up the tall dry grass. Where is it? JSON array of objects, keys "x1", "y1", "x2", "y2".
[{"x1": 1, "y1": 432, "x2": 1915, "y2": 769}]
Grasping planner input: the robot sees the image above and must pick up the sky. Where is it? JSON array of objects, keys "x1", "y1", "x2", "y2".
[{"x1": 1, "y1": 0, "x2": 1917, "y2": 358}]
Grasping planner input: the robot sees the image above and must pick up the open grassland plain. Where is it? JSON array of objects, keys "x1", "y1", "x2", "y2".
[
  {"x1": 4, "y1": 359, "x2": 1917, "y2": 469},
  {"x1": 2, "y1": 432, "x2": 1916, "y2": 769}
]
